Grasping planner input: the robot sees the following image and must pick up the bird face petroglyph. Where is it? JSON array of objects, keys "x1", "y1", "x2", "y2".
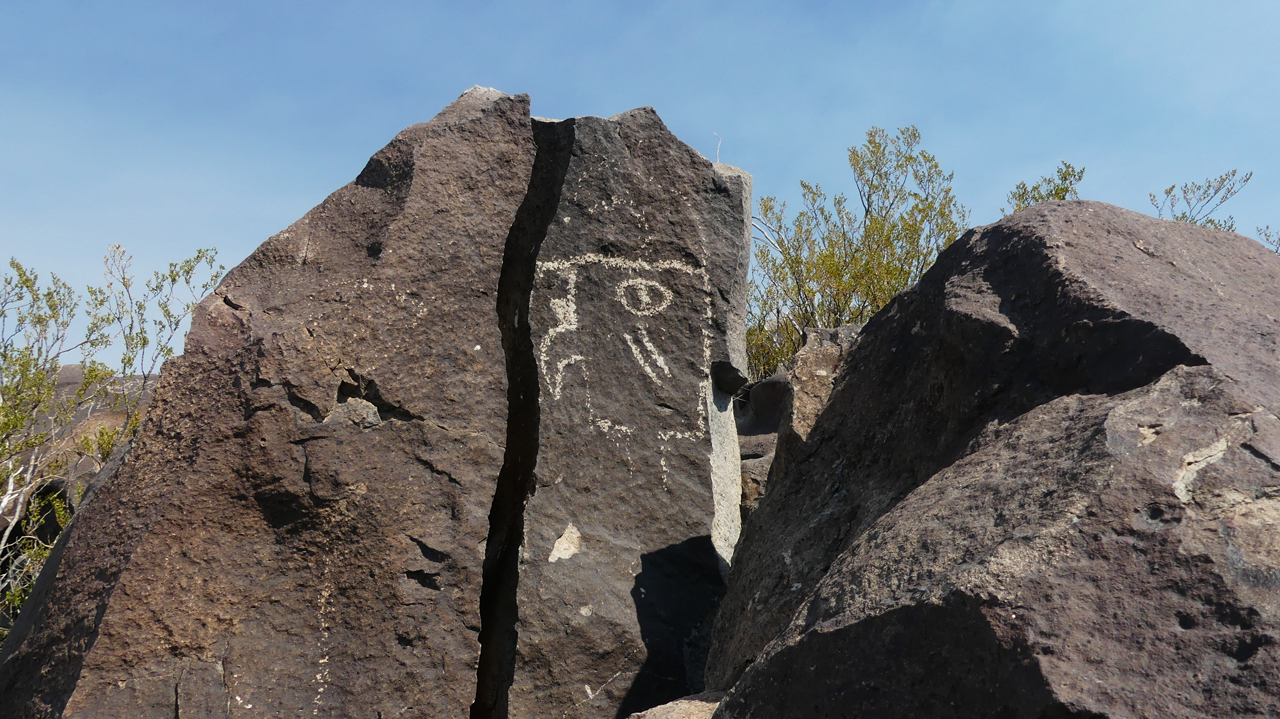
[{"x1": 533, "y1": 253, "x2": 714, "y2": 442}]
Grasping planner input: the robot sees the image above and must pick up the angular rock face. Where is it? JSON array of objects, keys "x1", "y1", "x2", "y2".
[
  {"x1": 625, "y1": 691, "x2": 723, "y2": 719},
  {"x1": 735, "y1": 375, "x2": 789, "y2": 522},
  {"x1": 0, "y1": 89, "x2": 751, "y2": 719},
  {"x1": 734, "y1": 326, "x2": 860, "y2": 524},
  {"x1": 755, "y1": 327, "x2": 859, "y2": 515},
  {"x1": 0, "y1": 86, "x2": 535, "y2": 719},
  {"x1": 491, "y1": 110, "x2": 750, "y2": 719},
  {"x1": 708, "y1": 202, "x2": 1280, "y2": 717},
  {"x1": 783, "y1": 326, "x2": 859, "y2": 445}
]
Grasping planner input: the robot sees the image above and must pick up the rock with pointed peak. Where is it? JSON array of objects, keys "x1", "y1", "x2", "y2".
[{"x1": 0, "y1": 87, "x2": 751, "y2": 719}]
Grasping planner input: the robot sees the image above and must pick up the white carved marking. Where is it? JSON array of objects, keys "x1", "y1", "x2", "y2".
[
  {"x1": 637, "y1": 328, "x2": 671, "y2": 376},
  {"x1": 564, "y1": 647, "x2": 641, "y2": 716},
  {"x1": 311, "y1": 570, "x2": 334, "y2": 716},
  {"x1": 549, "y1": 355, "x2": 586, "y2": 401},
  {"x1": 624, "y1": 332, "x2": 662, "y2": 385},
  {"x1": 1173, "y1": 416, "x2": 1252, "y2": 502},
  {"x1": 534, "y1": 251, "x2": 739, "y2": 568},
  {"x1": 594, "y1": 419, "x2": 634, "y2": 435},
  {"x1": 616, "y1": 278, "x2": 673, "y2": 316},
  {"x1": 549, "y1": 523, "x2": 582, "y2": 563},
  {"x1": 534, "y1": 253, "x2": 712, "y2": 440}
]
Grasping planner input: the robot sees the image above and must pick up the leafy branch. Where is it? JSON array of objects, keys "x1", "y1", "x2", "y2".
[
  {"x1": 1150, "y1": 169, "x2": 1252, "y2": 233},
  {"x1": 0, "y1": 246, "x2": 222, "y2": 640},
  {"x1": 747, "y1": 126, "x2": 968, "y2": 379}
]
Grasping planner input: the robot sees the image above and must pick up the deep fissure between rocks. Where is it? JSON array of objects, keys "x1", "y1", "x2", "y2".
[{"x1": 471, "y1": 117, "x2": 575, "y2": 719}]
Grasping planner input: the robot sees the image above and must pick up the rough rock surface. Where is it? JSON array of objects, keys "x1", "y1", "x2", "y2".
[
  {"x1": 708, "y1": 201, "x2": 1280, "y2": 717},
  {"x1": 733, "y1": 327, "x2": 860, "y2": 523},
  {"x1": 735, "y1": 376, "x2": 786, "y2": 522},
  {"x1": 497, "y1": 110, "x2": 750, "y2": 718},
  {"x1": 784, "y1": 326, "x2": 859, "y2": 443},
  {"x1": 737, "y1": 435, "x2": 773, "y2": 523},
  {"x1": 0, "y1": 89, "x2": 750, "y2": 719},
  {"x1": 0, "y1": 87, "x2": 536, "y2": 719},
  {"x1": 626, "y1": 691, "x2": 723, "y2": 719}
]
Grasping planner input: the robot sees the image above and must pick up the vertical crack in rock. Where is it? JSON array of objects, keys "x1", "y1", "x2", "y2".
[
  {"x1": 471, "y1": 117, "x2": 575, "y2": 719},
  {"x1": 0, "y1": 92, "x2": 748, "y2": 719}
]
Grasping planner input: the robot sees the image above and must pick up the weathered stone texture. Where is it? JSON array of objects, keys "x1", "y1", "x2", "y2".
[
  {"x1": 732, "y1": 326, "x2": 859, "y2": 525},
  {"x1": 626, "y1": 691, "x2": 723, "y2": 719},
  {"x1": 708, "y1": 201, "x2": 1280, "y2": 717},
  {"x1": 506, "y1": 108, "x2": 749, "y2": 718},
  {"x1": 0, "y1": 87, "x2": 536, "y2": 719},
  {"x1": 0, "y1": 89, "x2": 751, "y2": 719}
]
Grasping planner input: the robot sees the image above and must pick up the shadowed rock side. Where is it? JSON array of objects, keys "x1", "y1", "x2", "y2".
[
  {"x1": 708, "y1": 201, "x2": 1280, "y2": 717},
  {"x1": 0, "y1": 87, "x2": 537, "y2": 719},
  {"x1": 508, "y1": 109, "x2": 749, "y2": 718},
  {"x1": 736, "y1": 326, "x2": 861, "y2": 524}
]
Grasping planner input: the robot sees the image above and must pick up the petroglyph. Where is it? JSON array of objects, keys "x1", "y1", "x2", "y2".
[
  {"x1": 616, "y1": 277, "x2": 674, "y2": 316},
  {"x1": 535, "y1": 252, "x2": 714, "y2": 442},
  {"x1": 624, "y1": 327, "x2": 672, "y2": 385},
  {"x1": 1173, "y1": 414, "x2": 1254, "y2": 502}
]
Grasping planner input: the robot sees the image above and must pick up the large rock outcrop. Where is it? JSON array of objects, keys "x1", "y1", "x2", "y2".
[
  {"x1": 707, "y1": 201, "x2": 1280, "y2": 717},
  {"x1": 483, "y1": 110, "x2": 751, "y2": 718},
  {"x1": 481, "y1": 107, "x2": 747, "y2": 716},
  {"x1": 0, "y1": 88, "x2": 750, "y2": 719},
  {"x1": 0, "y1": 86, "x2": 536, "y2": 719}
]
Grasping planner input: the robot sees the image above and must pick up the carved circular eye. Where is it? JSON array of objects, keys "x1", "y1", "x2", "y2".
[{"x1": 616, "y1": 278, "x2": 673, "y2": 316}]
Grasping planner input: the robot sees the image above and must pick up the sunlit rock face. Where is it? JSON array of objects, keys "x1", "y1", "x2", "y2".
[
  {"x1": 708, "y1": 202, "x2": 1280, "y2": 719},
  {"x1": 506, "y1": 108, "x2": 750, "y2": 719},
  {"x1": 0, "y1": 88, "x2": 751, "y2": 719}
]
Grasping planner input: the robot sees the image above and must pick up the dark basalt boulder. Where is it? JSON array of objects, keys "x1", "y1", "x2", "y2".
[
  {"x1": 497, "y1": 109, "x2": 750, "y2": 719},
  {"x1": 0, "y1": 86, "x2": 536, "y2": 719},
  {"x1": 0, "y1": 88, "x2": 751, "y2": 719},
  {"x1": 734, "y1": 375, "x2": 791, "y2": 438},
  {"x1": 707, "y1": 201, "x2": 1280, "y2": 718}
]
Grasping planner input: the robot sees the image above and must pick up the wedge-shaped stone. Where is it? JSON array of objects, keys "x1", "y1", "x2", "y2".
[
  {"x1": 0, "y1": 90, "x2": 752, "y2": 719},
  {"x1": 495, "y1": 109, "x2": 750, "y2": 719},
  {"x1": 0, "y1": 87, "x2": 536, "y2": 719}
]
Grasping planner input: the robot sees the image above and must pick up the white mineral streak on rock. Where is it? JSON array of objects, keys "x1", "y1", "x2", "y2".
[
  {"x1": 1173, "y1": 416, "x2": 1252, "y2": 502},
  {"x1": 708, "y1": 382, "x2": 742, "y2": 572},
  {"x1": 548, "y1": 523, "x2": 582, "y2": 563}
]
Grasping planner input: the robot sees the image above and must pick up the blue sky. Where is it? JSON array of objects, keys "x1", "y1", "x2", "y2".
[{"x1": 2, "y1": 0, "x2": 1277, "y2": 297}]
